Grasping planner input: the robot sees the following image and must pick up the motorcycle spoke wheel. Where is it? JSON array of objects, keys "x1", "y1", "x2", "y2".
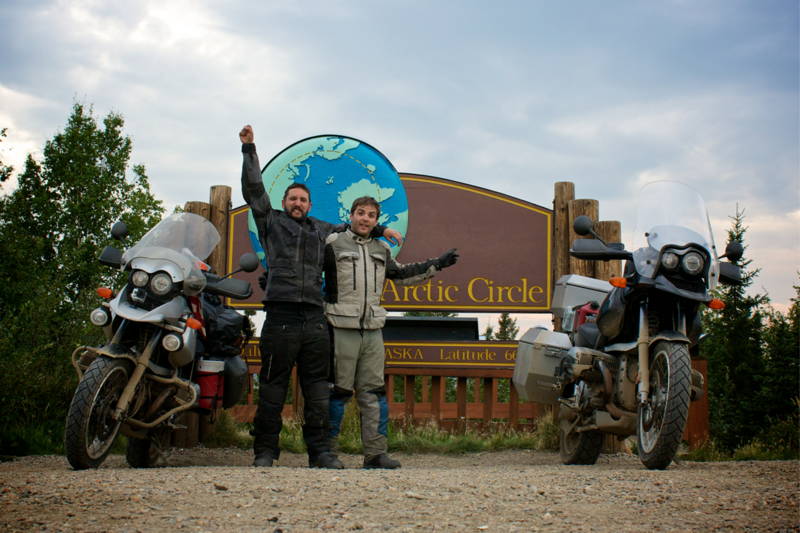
[
  {"x1": 636, "y1": 340, "x2": 691, "y2": 470},
  {"x1": 64, "y1": 356, "x2": 134, "y2": 470}
]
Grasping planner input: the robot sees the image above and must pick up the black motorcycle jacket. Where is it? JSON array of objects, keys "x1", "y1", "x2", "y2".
[{"x1": 241, "y1": 143, "x2": 388, "y2": 307}]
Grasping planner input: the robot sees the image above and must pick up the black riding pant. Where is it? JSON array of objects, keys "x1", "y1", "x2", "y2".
[{"x1": 251, "y1": 306, "x2": 330, "y2": 461}]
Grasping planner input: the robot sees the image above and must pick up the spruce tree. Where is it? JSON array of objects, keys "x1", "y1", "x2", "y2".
[
  {"x1": 0, "y1": 103, "x2": 164, "y2": 453},
  {"x1": 701, "y1": 206, "x2": 769, "y2": 450}
]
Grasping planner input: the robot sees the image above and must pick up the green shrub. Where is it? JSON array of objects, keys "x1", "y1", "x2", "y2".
[
  {"x1": 531, "y1": 412, "x2": 560, "y2": 451},
  {"x1": 204, "y1": 411, "x2": 254, "y2": 450}
]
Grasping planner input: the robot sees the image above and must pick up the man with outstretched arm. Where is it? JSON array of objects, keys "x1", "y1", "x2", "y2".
[
  {"x1": 324, "y1": 195, "x2": 458, "y2": 469},
  {"x1": 239, "y1": 125, "x2": 403, "y2": 469}
]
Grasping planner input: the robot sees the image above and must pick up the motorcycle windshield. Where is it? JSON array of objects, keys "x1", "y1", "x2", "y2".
[
  {"x1": 631, "y1": 181, "x2": 719, "y2": 290},
  {"x1": 122, "y1": 213, "x2": 220, "y2": 283}
]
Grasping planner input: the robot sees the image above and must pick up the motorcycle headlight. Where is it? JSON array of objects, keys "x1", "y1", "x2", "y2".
[
  {"x1": 131, "y1": 270, "x2": 149, "y2": 287},
  {"x1": 682, "y1": 252, "x2": 704, "y2": 275},
  {"x1": 162, "y1": 334, "x2": 183, "y2": 352},
  {"x1": 661, "y1": 251, "x2": 679, "y2": 270},
  {"x1": 90, "y1": 307, "x2": 110, "y2": 327},
  {"x1": 151, "y1": 273, "x2": 173, "y2": 296}
]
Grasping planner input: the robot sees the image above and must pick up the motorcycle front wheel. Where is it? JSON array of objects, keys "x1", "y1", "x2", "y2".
[
  {"x1": 64, "y1": 356, "x2": 134, "y2": 470},
  {"x1": 637, "y1": 340, "x2": 691, "y2": 470}
]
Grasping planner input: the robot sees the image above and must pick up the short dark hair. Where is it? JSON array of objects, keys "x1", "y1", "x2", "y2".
[
  {"x1": 284, "y1": 183, "x2": 311, "y2": 202},
  {"x1": 350, "y1": 196, "x2": 381, "y2": 218}
]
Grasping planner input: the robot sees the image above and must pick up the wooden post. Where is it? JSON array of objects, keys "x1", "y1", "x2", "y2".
[
  {"x1": 482, "y1": 377, "x2": 494, "y2": 433},
  {"x1": 567, "y1": 199, "x2": 600, "y2": 278},
  {"x1": 184, "y1": 201, "x2": 216, "y2": 445},
  {"x1": 456, "y1": 377, "x2": 467, "y2": 434},
  {"x1": 184, "y1": 413, "x2": 200, "y2": 448},
  {"x1": 431, "y1": 376, "x2": 442, "y2": 429},
  {"x1": 405, "y1": 375, "x2": 415, "y2": 425},
  {"x1": 594, "y1": 221, "x2": 622, "y2": 281},
  {"x1": 509, "y1": 385, "x2": 519, "y2": 431},
  {"x1": 385, "y1": 375, "x2": 394, "y2": 404},
  {"x1": 184, "y1": 201, "x2": 210, "y2": 221},
  {"x1": 207, "y1": 186, "x2": 232, "y2": 276},
  {"x1": 552, "y1": 182, "x2": 575, "y2": 333}
]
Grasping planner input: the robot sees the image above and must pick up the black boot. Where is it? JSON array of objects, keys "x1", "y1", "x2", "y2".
[
  {"x1": 253, "y1": 452, "x2": 274, "y2": 468},
  {"x1": 309, "y1": 451, "x2": 344, "y2": 469},
  {"x1": 364, "y1": 454, "x2": 401, "y2": 469}
]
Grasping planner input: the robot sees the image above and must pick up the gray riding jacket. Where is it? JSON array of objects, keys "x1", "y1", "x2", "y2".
[
  {"x1": 241, "y1": 144, "x2": 386, "y2": 308},
  {"x1": 322, "y1": 229, "x2": 437, "y2": 330}
]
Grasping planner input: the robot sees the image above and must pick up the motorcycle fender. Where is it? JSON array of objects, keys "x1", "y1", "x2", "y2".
[
  {"x1": 93, "y1": 343, "x2": 137, "y2": 364},
  {"x1": 649, "y1": 331, "x2": 690, "y2": 346}
]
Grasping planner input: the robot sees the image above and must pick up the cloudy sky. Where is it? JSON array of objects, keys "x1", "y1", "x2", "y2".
[{"x1": 1, "y1": 0, "x2": 797, "y2": 330}]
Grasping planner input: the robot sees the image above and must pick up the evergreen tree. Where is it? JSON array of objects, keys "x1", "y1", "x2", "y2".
[
  {"x1": 0, "y1": 103, "x2": 164, "y2": 453},
  {"x1": 701, "y1": 206, "x2": 769, "y2": 450},
  {"x1": 760, "y1": 279, "x2": 800, "y2": 422},
  {"x1": 484, "y1": 312, "x2": 520, "y2": 341}
]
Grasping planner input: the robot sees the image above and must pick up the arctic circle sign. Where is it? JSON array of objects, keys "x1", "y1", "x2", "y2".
[{"x1": 228, "y1": 137, "x2": 552, "y2": 314}]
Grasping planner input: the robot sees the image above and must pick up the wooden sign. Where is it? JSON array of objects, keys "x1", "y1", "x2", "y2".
[{"x1": 242, "y1": 339, "x2": 518, "y2": 372}]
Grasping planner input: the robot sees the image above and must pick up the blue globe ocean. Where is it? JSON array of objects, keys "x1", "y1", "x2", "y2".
[{"x1": 248, "y1": 135, "x2": 409, "y2": 269}]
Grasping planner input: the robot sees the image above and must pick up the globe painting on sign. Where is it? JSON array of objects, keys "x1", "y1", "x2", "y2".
[{"x1": 247, "y1": 135, "x2": 409, "y2": 269}]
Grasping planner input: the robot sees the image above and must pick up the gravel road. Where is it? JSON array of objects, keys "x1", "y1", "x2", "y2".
[{"x1": 1, "y1": 449, "x2": 797, "y2": 532}]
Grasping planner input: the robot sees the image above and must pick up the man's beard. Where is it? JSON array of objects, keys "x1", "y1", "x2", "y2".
[{"x1": 288, "y1": 209, "x2": 307, "y2": 223}]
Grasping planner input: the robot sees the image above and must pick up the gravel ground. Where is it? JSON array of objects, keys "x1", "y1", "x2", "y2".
[{"x1": 1, "y1": 448, "x2": 797, "y2": 532}]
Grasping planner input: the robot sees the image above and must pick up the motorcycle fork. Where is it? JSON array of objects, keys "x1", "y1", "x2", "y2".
[
  {"x1": 113, "y1": 328, "x2": 162, "y2": 420},
  {"x1": 636, "y1": 302, "x2": 650, "y2": 404}
]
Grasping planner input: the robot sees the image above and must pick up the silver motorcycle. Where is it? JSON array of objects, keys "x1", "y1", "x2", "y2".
[
  {"x1": 514, "y1": 181, "x2": 743, "y2": 470},
  {"x1": 65, "y1": 213, "x2": 259, "y2": 470}
]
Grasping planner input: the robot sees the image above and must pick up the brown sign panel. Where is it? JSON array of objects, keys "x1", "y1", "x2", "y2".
[
  {"x1": 226, "y1": 174, "x2": 552, "y2": 313},
  {"x1": 241, "y1": 339, "x2": 518, "y2": 371},
  {"x1": 386, "y1": 174, "x2": 551, "y2": 312}
]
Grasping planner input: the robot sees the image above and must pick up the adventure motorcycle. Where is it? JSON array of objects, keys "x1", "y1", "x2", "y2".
[
  {"x1": 513, "y1": 181, "x2": 743, "y2": 470},
  {"x1": 65, "y1": 213, "x2": 259, "y2": 470}
]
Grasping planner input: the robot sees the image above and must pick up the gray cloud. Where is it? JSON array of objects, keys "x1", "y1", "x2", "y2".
[{"x1": 0, "y1": 0, "x2": 797, "y2": 309}]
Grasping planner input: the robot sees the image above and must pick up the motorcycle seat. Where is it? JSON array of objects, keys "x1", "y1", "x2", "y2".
[{"x1": 575, "y1": 322, "x2": 600, "y2": 349}]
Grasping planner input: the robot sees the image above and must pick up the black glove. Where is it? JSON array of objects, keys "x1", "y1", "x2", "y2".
[
  {"x1": 258, "y1": 271, "x2": 268, "y2": 291},
  {"x1": 434, "y1": 248, "x2": 459, "y2": 270}
]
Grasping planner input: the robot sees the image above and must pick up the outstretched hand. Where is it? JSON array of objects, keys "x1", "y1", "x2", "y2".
[
  {"x1": 239, "y1": 125, "x2": 254, "y2": 144},
  {"x1": 435, "y1": 248, "x2": 459, "y2": 270},
  {"x1": 383, "y1": 228, "x2": 404, "y2": 246}
]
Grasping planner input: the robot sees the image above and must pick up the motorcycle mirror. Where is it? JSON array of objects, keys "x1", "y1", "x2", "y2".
[
  {"x1": 238, "y1": 253, "x2": 260, "y2": 273},
  {"x1": 111, "y1": 221, "x2": 128, "y2": 242},
  {"x1": 720, "y1": 240, "x2": 743, "y2": 262},
  {"x1": 572, "y1": 215, "x2": 609, "y2": 246},
  {"x1": 573, "y1": 216, "x2": 594, "y2": 236}
]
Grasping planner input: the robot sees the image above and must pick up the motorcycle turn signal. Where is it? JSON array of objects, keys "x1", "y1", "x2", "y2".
[
  {"x1": 708, "y1": 298, "x2": 725, "y2": 310},
  {"x1": 96, "y1": 287, "x2": 115, "y2": 299},
  {"x1": 609, "y1": 277, "x2": 627, "y2": 288}
]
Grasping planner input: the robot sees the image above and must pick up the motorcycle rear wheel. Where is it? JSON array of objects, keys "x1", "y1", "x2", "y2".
[
  {"x1": 65, "y1": 356, "x2": 134, "y2": 470},
  {"x1": 637, "y1": 340, "x2": 691, "y2": 470},
  {"x1": 126, "y1": 426, "x2": 169, "y2": 468},
  {"x1": 559, "y1": 428, "x2": 604, "y2": 465}
]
